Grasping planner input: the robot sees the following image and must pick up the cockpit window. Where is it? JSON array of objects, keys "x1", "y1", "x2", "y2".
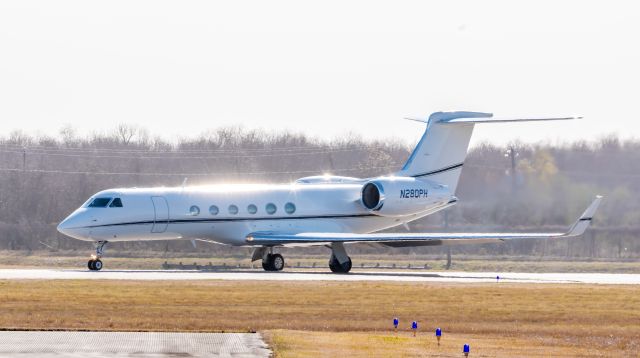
[
  {"x1": 109, "y1": 198, "x2": 123, "y2": 208},
  {"x1": 88, "y1": 197, "x2": 112, "y2": 208}
]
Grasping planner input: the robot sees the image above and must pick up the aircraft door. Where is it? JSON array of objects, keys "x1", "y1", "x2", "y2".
[{"x1": 151, "y1": 196, "x2": 169, "y2": 233}]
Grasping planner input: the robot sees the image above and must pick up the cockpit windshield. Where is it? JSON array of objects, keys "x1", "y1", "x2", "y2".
[
  {"x1": 109, "y1": 198, "x2": 123, "y2": 207},
  {"x1": 88, "y1": 197, "x2": 112, "y2": 208},
  {"x1": 86, "y1": 197, "x2": 124, "y2": 208}
]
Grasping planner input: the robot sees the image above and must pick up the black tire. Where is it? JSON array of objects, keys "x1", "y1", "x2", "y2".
[
  {"x1": 342, "y1": 257, "x2": 352, "y2": 273},
  {"x1": 271, "y1": 254, "x2": 285, "y2": 271},
  {"x1": 88, "y1": 260, "x2": 95, "y2": 270},
  {"x1": 262, "y1": 259, "x2": 273, "y2": 271},
  {"x1": 329, "y1": 255, "x2": 340, "y2": 273},
  {"x1": 94, "y1": 259, "x2": 103, "y2": 271},
  {"x1": 329, "y1": 255, "x2": 352, "y2": 273}
]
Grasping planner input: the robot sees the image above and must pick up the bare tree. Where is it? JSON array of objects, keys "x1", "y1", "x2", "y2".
[{"x1": 115, "y1": 124, "x2": 139, "y2": 145}]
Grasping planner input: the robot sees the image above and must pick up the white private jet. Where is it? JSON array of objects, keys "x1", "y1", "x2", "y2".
[{"x1": 57, "y1": 111, "x2": 602, "y2": 272}]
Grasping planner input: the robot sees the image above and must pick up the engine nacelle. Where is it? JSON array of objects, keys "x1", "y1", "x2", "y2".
[{"x1": 361, "y1": 176, "x2": 452, "y2": 217}]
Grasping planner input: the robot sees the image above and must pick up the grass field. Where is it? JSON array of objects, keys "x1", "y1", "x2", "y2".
[
  {"x1": 1, "y1": 279, "x2": 638, "y2": 356},
  {"x1": 265, "y1": 330, "x2": 624, "y2": 357}
]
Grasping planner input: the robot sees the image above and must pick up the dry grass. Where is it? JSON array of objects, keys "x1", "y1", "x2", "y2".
[
  {"x1": 0, "y1": 280, "x2": 638, "y2": 356},
  {"x1": 265, "y1": 330, "x2": 620, "y2": 357}
]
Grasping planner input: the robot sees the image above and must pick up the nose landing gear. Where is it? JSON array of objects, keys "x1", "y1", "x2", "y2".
[{"x1": 88, "y1": 241, "x2": 107, "y2": 271}]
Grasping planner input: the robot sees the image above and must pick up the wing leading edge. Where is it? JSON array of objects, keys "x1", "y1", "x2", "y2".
[{"x1": 245, "y1": 196, "x2": 602, "y2": 247}]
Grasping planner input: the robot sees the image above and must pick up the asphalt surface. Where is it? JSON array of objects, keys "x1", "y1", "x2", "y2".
[
  {"x1": 1, "y1": 268, "x2": 639, "y2": 284},
  {"x1": 0, "y1": 331, "x2": 271, "y2": 358}
]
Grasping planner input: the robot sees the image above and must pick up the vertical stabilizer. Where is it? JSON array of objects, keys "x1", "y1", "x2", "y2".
[
  {"x1": 396, "y1": 111, "x2": 491, "y2": 193},
  {"x1": 396, "y1": 111, "x2": 579, "y2": 193}
]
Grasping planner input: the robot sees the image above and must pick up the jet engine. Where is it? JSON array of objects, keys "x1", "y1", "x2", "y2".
[{"x1": 360, "y1": 177, "x2": 451, "y2": 217}]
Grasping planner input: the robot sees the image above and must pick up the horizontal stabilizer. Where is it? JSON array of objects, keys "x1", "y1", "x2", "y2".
[
  {"x1": 405, "y1": 111, "x2": 492, "y2": 123},
  {"x1": 442, "y1": 116, "x2": 581, "y2": 124},
  {"x1": 245, "y1": 196, "x2": 602, "y2": 248},
  {"x1": 406, "y1": 112, "x2": 581, "y2": 125}
]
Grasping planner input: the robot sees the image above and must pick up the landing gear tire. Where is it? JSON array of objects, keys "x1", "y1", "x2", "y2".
[
  {"x1": 271, "y1": 254, "x2": 285, "y2": 271},
  {"x1": 261, "y1": 260, "x2": 272, "y2": 271},
  {"x1": 329, "y1": 255, "x2": 352, "y2": 273},
  {"x1": 88, "y1": 259, "x2": 103, "y2": 271},
  {"x1": 262, "y1": 253, "x2": 285, "y2": 272}
]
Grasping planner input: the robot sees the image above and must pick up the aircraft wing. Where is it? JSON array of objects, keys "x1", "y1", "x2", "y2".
[{"x1": 245, "y1": 196, "x2": 602, "y2": 247}]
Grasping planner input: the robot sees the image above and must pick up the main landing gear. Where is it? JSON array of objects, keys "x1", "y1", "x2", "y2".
[
  {"x1": 328, "y1": 242, "x2": 352, "y2": 274},
  {"x1": 329, "y1": 254, "x2": 352, "y2": 273},
  {"x1": 88, "y1": 241, "x2": 107, "y2": 271},
  {"x1": 262, "y1": 253, "x2": 285, "y2": 272},
  {"x1": 251, "y1": 243, "x2": 353, "y2": 274},
  {"x1": 252, "y1": 247, "x2": 285, "y2": 272}
]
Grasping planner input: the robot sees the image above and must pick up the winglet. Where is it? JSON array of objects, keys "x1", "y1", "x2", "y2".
[{"x1": 567, "y1": 196, "x2": 603, "y2": 237}]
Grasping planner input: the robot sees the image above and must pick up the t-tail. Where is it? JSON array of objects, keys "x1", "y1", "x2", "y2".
[{"x1": 396, "y1": 111, "x2": 581, "y2": 193}]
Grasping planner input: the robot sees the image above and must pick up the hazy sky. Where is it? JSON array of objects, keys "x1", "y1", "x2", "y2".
[{"x1": 1, "y1": 1, "x2": 639, "y2": 146}]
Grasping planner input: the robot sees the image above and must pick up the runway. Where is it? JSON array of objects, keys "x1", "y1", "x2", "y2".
[
  {"x1": 1, "y1": 268, "x2": 639, "y2": 284},
  {"x1": 0, "y1": 331, "x2": 271, "y2": 358}
]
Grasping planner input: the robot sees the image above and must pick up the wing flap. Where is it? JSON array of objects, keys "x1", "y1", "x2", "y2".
[
  {"x1": 245, "y1": 232, "x2": 563, "y2": 247},
  {"x1": 245, "y1": 196, "x2": 602, "y2": 247}
]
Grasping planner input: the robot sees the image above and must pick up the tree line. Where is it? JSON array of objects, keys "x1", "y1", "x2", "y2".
[{"x1": 0, "y1": 125, "x2": 637, "y2": 259}]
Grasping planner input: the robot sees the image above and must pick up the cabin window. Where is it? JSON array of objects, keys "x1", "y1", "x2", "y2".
[
  {"x1": 228, "y1": 205, "x2": 239, "y2": 215},
  {"x1": 284, "y1": 202, "x2": 296, "y2": 214},
  {"x1": 209, "y1": 205, "x2": 219, "y2": 215},
  {"x1": 109, "y1": 198, "x2": 123, "y2": 208},
  {"x1": 265, "y1": 203, "x2": 277, "y2": 215},
  {"x1": 88, "y1": 197, "x2": 112, "y2": 208},
  {"x1": 189, "y1": 205, "x2": 200, "y2": 216},
  {"x1": 247, "y1": 204, "x2": 258, "y2": 214}
]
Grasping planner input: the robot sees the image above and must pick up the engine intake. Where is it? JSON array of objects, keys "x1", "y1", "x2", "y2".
[{"x1": 361, "y1": 182, "x2": 383, "y2": 210}]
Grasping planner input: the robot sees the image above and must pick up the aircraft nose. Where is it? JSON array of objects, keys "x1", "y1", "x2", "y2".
[
  {"x1": 57, "y1": 213, "x2": 90, "y2": 240},
  {"x1": 56, "y1": 217, "x2": 72, "y2": 236}
]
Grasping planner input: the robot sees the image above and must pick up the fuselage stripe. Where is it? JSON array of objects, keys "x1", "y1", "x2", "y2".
[
  {"x1": 82, "y1": 213, "x2": 378, "y2": 229},
  {"x1": 411, "y1": 163, "x2": 464, "y2": 178}
]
